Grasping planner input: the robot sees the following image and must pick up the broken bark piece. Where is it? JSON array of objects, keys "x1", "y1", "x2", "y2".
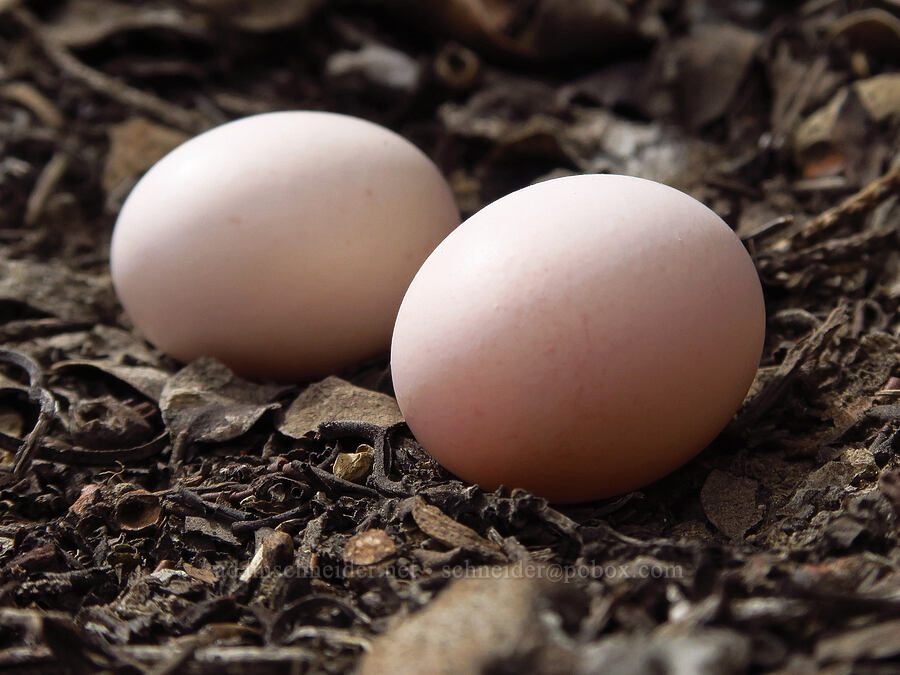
[
  {"x1": 184, "y1": 516, "x2": 241, "y2": 547},
  {"x1": 343, "y1": 529, "x2": 397, "y2": 566},
  {"x1": 240, "y1": 528, "x2": 294, "y2": 582},
  {"x1": 411, "y1": 496, "x2": 506, "y2": 563},
  {"x1": 114, "y1": 488, "x2": 161, "y2": 531}
]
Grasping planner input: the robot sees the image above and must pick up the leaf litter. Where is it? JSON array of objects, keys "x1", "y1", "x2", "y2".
[{"x1": 0, "y1": 0, "x2": 899, "y2": 673}]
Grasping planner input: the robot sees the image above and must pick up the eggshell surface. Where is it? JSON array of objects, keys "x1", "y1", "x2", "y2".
[
  {"x1": 390, "y1": 174, "x2": 765, "y2": 503},
  {"x1": 111, "y1": 111, "x2": 459, "y2": 380}
]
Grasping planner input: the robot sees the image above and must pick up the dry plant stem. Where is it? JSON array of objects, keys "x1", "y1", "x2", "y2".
[
  {"x1": 799, "y1": 163, "x2": 900, "y2": 241},
  {"x1": 297, "y1": 461, "x2": 380, "y2": 498},
  {"x1": 317, "y1": 420, "x2": 409, "y2": 496},
  {"x1": 11, "y1": 7, "x2": 209, "y2": 134},
  {"x1": 35, "y1": 431, "x2": 169, "y2": 465},
  {"x1": 173, "y1": 487, "x2": 252, "y2": 521},
  {"x1": 0, "y1": 348, "x2": 57, "y2": 482},
  {"x1": 24, "y1": 152, "x2": 69, "y2": 226},
  {"x1": 231, "y1": 504, "x2": 312, "y2": 536}
]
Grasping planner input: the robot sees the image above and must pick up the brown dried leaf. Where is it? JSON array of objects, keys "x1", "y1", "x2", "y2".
[
  {"x1": 184, "y1": 515, "x2": 241, "y2": 547},
  {"x1": 411, "y1": 496, "x2": 505, "y2": 562},
  {"x1": 792, "y1": 85, "x2": 880, "y2": 180},
  {"x1": 103, "y1": 117, "x2": 189, "y2": 194},
  {"x1": 343, "y1": 529, "x2": 396, "y2": 566},
  {"x1": 68, "y1": 396, "x2": 154, "y2": 449},
  {"x1": 673, "y1": 23, "x2": 762, "y2": 129},
  {"x1": 52, "y1": 360, "x2": 169, "y2": 401},
  {"x1": 359, "y1": 567, "x2": 576, "y2": 675},
  {"x1": 700, "y1": 470, "x2": 760, "y2": 541},
  {"x1": 161, "y1": 357, "x2": 285, "y2": 443},
  {"x1": 0, "y1": 260, "x2": 117, "y2": 324},
  {"x1": 183, "y1": 562, "x2": 217, "y2": 585},
  {"x1": 277, "y1": 376, "x2": 402, "y2": 439},
  {"x1": 853, "y1": 73, "x2": 900, "y2": 123}
]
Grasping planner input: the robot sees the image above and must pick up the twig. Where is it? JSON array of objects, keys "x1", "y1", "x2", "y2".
[
  {"x1": 798, "y1": 163, "x2": 900, "y2": 241},
  {"x1": 24, "y1": 152, "x2": 69, "y2": 226},
  {"x1": 740, "y1": 215, "x2": 794, "y2": 242},
  {"x1": 317, "y1": 421, "x2": 409, "y2": 496},
  {"x1": 231, "y1": 505, "x2": 311, "y2": 536},
  {"x1": 11, "y1": 7, "x2": 209, "y2": 134},
  {"x1": 293, "y1": 461, "x2": 380, "y2": 498},
  {"x1": 36, "y1": 432, "x2": 169, "y2": 465},
  {"x1": 0, "y1": 348, "x2": 57, "y2": 483},
  {"x1": 172, "y1": 487, "x2": 252, "y2": 521}
]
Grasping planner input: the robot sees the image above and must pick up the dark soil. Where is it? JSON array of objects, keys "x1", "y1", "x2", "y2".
[{"x1": 1, "y1": 1, "x2": 899, "y2": 673}]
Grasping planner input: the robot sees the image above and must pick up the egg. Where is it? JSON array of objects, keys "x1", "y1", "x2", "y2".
[
  {"x1": 391, "y1": 174, "x2": 765, "y2": 503},
  {"x1": 111, "y1": 111, "x2": 459, "y2": 380}
]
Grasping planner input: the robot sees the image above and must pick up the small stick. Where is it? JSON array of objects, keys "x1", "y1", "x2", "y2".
[
  {"x1": 798, "y1": 163, "x2": 900, "y2": 241},
  {"x1": 173, "y1": 487, "x2": 252, "y2": 521},
  {"x1": 0, "y1": 348, "x2": 57, "y2": 482},
  {"x1": 295, "y1": 462, "x2": 380, "y2": 498},
  {"x1": 24, "y1": 152, "x2": 69, "y2": 226},
  {"x1": 11, "y1": 7, "x2": 209, "y2": 133},
  {"x1": 231, "y1": 505, "x2": 311, "y2": 536}
]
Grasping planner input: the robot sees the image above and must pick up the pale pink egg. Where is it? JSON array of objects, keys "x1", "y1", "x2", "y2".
[
  {"x1": 111, "y1": 111, "x2": 459, "y2": 379},
  {"x1": 391, "y1": 174, "x2": 765, "y2": 503}
]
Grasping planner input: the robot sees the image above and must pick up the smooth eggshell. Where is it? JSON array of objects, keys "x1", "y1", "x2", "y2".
[
  {"x1": 111, "y1": 111, "x2": 459, "y2": 380},
  {"x1": 391, "y1": 174, "x2": 765, "y2": 503}
]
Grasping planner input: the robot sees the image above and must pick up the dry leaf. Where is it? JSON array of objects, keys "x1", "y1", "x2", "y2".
[
  {"x1": 278, "y1": 376, "x2": 402, "y2": 439},
  {"x1": 103, "y1": 117, "x2": 189, "y2": 194},
  {"x1": 183, "y1": 562, "x2": 217, "y2": 585},
  {"x1": 0, "y1": 260, "x2": 117, "y2": 324},
  {"x1": 161, "y1": 357, "x2": 285, "y2": 443},
  {"x1": 359, "y1": 567, "x2": 577, "y2": 675},
  {"x1": 673, "y1": 23, "x2": 762, "y2": 129},
  {"x1": 700, "y1": 470, "x2": 760, "y2": 541}
]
